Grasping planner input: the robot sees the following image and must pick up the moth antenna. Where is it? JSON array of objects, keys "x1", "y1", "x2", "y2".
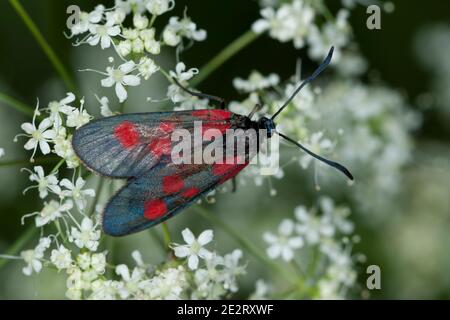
[
  {"x1": 248, "y1": 103, "x2": 263, "y2": 119},
  {"x1": 271, "y1": 47, "x2": 334, "y2": 120},
  {"x1": 277, "y1": 131, "x2": 354, "y2": 181}
]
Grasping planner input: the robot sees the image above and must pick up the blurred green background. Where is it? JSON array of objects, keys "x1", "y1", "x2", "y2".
[{"x1": 0, "y1": 0, "x2": 449, "y2": 299}]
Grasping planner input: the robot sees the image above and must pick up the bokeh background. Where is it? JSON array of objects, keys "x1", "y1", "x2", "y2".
[{"x1": 0, "y1": 0, "x2": 449, "y2": 299}]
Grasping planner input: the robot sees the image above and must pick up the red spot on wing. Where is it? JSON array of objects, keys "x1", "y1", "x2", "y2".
[
  {"x1": 143, "y1": 199, "x2": 167, "y2": 220},
  {"x1": 114, "y1": 121, "x2": 139, "y2": 148},
  {"x1": 182, "y1": 187, "x2": 200, "y2": 198},
  {"x1": 149, "y1": 137, "x2": 172, "y2": 157},
  {"x1": 163, "y1": 175, "x2": 184, "y2": 194}
]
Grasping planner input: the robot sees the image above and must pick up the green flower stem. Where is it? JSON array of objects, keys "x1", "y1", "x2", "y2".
[
  {"x1": 0, "y1": 156, "x2": 59, "y2": 168},
  {"x1": 194, "y1": 206, "x2": 307, "y2": 291},
  {"x1": 0, "y1": 225, "x2": 37, "y2": 270},
  {"x1": 9, "y1": 0, "x2": 78, "y2": 93},
  {"x1": 191, "y1": 30, "x2": 261, "y2": 87},
  {"x1": 88, "y1": 177, "x2": 104, "y2": 217},
  {"x1": 106, "y1": 237, "x2": 115, "y2": 278},
  {"x1": 161, "y1": 222, "x2": 171, "y2": 249},
  {"x1": 0, "y1": 92, "x2": 35, "y2": 117}
]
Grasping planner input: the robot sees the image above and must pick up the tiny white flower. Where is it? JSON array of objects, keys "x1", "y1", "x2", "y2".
[
  {"x1": 163, "y1": 16, "x2": 206, "y2": 47},
  {"x1": 34, "y1": 199, "x2": 73, "y2": 227},
  {"x1": 69, "y1": 5, "x2": 104, "y2": 35},
  {"x1": 222, "y1": 249, "x2": 246, "y2": 292},
  {"x1": 60, "y1": 177, "x2": 95, "y2": 210},
  {"x1": 295, "y1": 205, "x2": 335, "y2": 244},
  {"x1": 65, "y1": 99, "x2": 92, "y2": 128},
  {"x1": 170, "y1": 62, "x2": 198, "y2": 83},
  {"x1": 70, "y1": 217, "x2": 101, "y2": 251},
  {"x1": 45, "y1": 92, "x2": 76, "y2": 129},
  {"x1": 96, "y1": 96, "x2": 113, "y2": 117},
  {"x1": 117, "y1": 40, "x2": 132, "y2": 57},
  {"x1": 22, "y1": 166, "x2": 61, "y2": 199},
  {"x1": 138, "y1": 57, "x2": 159, "y2": 80},
  {"x1": 263, "y1": 219, "x2": 304, "y2": 262},
  {"x1": 133, "y1": 13, "x2": 149, "y2": 29},
  {"x1": 0, "y1": 148, "x2": 4, "y2": 158},
  {"x1": 21, "y1": 237, "x2": 51, "y2": 276},
  {"x1": 233, "y1": 71, "x2": 280, "y2": 93},
  {"x1": 16, "y1": 103, "x2": 56, "y2": 161},
  {"x1": 101, "y1": 61, "x2": 141, "y2": 102},
  {"x1": 146, "y1": 0, "x2": 175, "y2": 16},
  {"x1": 299, "y1": 132, "x2": 334, "y2": 169},
  {"x1": 50, "y1": 245, "x2": 72, "y2": 270},
  {"x1": 173, "y1": 228, "x2": 213, "y2": 270},
  {"x1": 87, "y1": 23, "x2": 121, "y2": 49}
]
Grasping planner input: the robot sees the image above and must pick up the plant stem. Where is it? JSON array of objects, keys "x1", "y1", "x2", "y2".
[
  {"x1": 0, "y1": 92, "x2": 35, "y2": 117},
  {"x1": 191, "y1": 30, "x2": 261, "y2": 87},
  {"x1": 88, "y1": 177, "x2": 104, "y2": 217},
  {"x1": 161, "y1": 222, "x2": 171, "y2": 249},
  {"x1": 0, "y1": 225, "x2": 37, "y2": 270},
  {"x1": 0, "y1": 156, "x2": 59, "y2": 168},
  {"x1": 9, "y1": 0, "x2": 78, "y2": 93}
]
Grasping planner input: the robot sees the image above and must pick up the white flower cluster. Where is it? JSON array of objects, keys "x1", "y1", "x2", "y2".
[
  {"x1": 262, "y1": 197, "x2": 358, "y2": 299},
  {"x1": 252, "y1": 0, "x2": 351, "y2": 63},
  {"x1": 15, "y1": 94, "x2": 91, "y2": 166},
  {"x1": 68, "y1": 0, "x2": 206, "y2": 103}
]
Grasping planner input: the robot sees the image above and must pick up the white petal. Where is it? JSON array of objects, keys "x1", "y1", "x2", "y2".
[
  {"x1": 108, "y1": 25, "x2": 121, "y2": 36},
  {"x1": 267, "y1": 245, "x2": 281, "y2": 259},
  {"x1": 39, "y1": 141, "x2": 51, "y2": 155},
  {"x1": 188, "y1": 254, "x2": 199, "y2": 270},
  {"x1": 115, "y1": 83, "x2": 127, "y2": 102},
  {"x1": 252, "y1": 20, "x2": 269, "y2": 33},
  {"x1": 60, "y1": 178, "x2": 74, "y2": 190},
  {"x1": 119, "y1": 61, "x2": 135, "y2": 74},
  {"x1": 173, "y1": 246, "x2": 190, "y2": 258},
  {"x1": 100, "y1": 35, "x2": 111, "y2": 49},
  {"x1": 279, "y1": 219, "x2": 294, "y2": 236},
  {"x1": 281, "y1": 248, "x2": 294, "y2": 262},
  {"x1": 42, "y1": 129, "x2": 56, "y2": 140},
  {"x1": 122, "y1": 75, "x2": 141, "y2": 86},
  {"x1": 24, "y1": 139, "x2": 37, "y2": 150},
  {"x1": 197, "y1": 230, "x2": 213, "y2": 245},
  {"x1": 181, "y1": 228, "x2": 195, "y2": 244},
  {"x1": 101, "y1": 76, "x2": 115, "y2": 87},
  {"x1": 60, "y1": 92, "x2": 75, "y2": 105},
  {"x1": 34, "y1": 166, "x2": 44, "y2": 178},
  {"x1": 198, "y1": 248, "x2": 212, "y2": 260},
  {"x1": 288, "y1": 237, "x2": 304, "y2": 249},
  {"x1": 263, "y1": 232, "x2": 277, "y2": 244},
  {"x1": 21, "y1": 123, "x2": 35, "y2": 134}
]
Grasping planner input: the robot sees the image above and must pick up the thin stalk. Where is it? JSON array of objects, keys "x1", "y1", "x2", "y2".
[
  {"x1": 0, "y1": 225, "x2": 37, "y2": 270},
  {"x1": 0, "y1": 156, "x2": 59, "y2": 168},
  {"x1": 161, "y1": 222, "x2": 171, "y2": 249},
  {"x1": 9, "y1": 0, "x2": 78, "y2": 93},
  {"x1": 0, "y1": 92, "x2": 34, "y2": 117},
  {"x1": 88, "y1": 177, "x2": 104, "y2": 217},
  {"x1": 191, "y1": 30, "x2": 261, "y2": 87}
]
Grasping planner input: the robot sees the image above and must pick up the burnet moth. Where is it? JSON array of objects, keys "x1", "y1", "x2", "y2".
[{"x1": 72, "y1": 47, "x2": 353, "y2": 237}]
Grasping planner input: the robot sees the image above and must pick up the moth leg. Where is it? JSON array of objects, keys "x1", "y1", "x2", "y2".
[
  {"x1": 172, "y1": 77, "x2": 227, "y2": 109},
  {"x1": 232, "y1": 177, "x2": 237, "y2": 193}
]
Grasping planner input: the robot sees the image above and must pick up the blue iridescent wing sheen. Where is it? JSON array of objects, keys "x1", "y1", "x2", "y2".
[
  {"x1": 102, "y1": 155, "x2": 248, "y2": 236},
  {"x1": 72, "y1": 110, "x2": 236, "y2": 178}
]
